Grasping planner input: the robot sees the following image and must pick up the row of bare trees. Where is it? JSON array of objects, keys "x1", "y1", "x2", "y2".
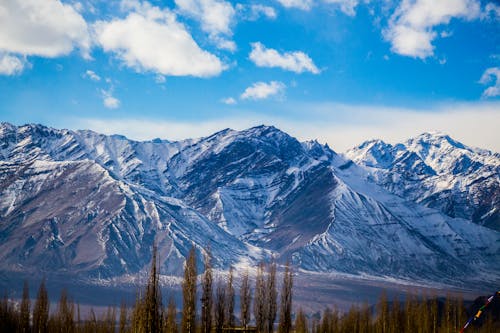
[
  {"x1": 300, "y1": 292, "x2": 498, "y2": 333},
  {"x1": 0, "y1": 246, "x2": 293, "y2": 333},
  {"x1": 1, "y1": 245, "x2": 497, "y2": 333},
  {"x1": 185, "y1": 247, "x2": 293, "y2": 333}
]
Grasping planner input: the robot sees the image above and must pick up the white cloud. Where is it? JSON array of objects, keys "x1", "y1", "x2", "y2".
[
  {"x1": 277, "y1": 0, "x2": 313, "y2": 10},
  {"x1": 479, "y1": 67, "x2": 500, "y2": 98},
  {"x1": 73, "y1": 101, "x2": 500, "y2": 153},
  {"x1": 101, "y1": 89, "x2": 120, "y2": 109},
  {"x1": 155, "y1": 75, "x2": 166, "y2": 84},
  {"x1": 277, "y1": 0, "x2": 360, "y2": 15},
  {"x1": 221, "y1": 97, "x2": 237, "y2": 105},
  {"x1": 93, "y1": 1, "x2": 225, "y2": 77},
  {"x1": 175, "y1": 0, "x2": 235, "y2": 49},
  {"x1": 249, "y1": 42, "x2": 320, "y2": 74},
  {"x1": 288, "y1": 101, "x2": 500, "y2": 152},
  {"x1": 384, "y1": 0, "x2": 481, "y2": 59},
  {"x1": 236, "y1": 4, "x2": 277, "y2": 20},
  {"x1": 250, "y1": 5, "x2": 277, "y2": 19},
  {"x1": 0, "y1": 0, "x2": 90, "y2": 59},
  {"x1": 84, "y1": 69, "x2": 101, "y2": 81},
  {"x1": 210, "y1": 36, "x2": 237, "y2": 52},
  {"x1": 0, "y1": 53, "x2": 26, "y2": 75},
  {"x1": 241, "y1": 81, "x2": 286, "y2": 100},
  {"x1": 484, "y1": 2, "x2": 500, "y2": 18},
  {"x1": 323, "y1": 0, "x2": 359, "y2": 16}
]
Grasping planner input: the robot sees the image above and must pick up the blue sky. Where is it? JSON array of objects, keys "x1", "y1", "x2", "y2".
[{"x1": 0, "y1": 0, "x2": 499, "y2": 151}]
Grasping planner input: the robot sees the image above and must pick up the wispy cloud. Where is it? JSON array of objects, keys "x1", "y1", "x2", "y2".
[
  {"x1": 100, "y1": 89, "x2": 120, "y2": 109},
  {"x1": 240, "y1": 81, "x2": 286, "y2": 100},
  {"x1": 277, "y1": 0, "x2": 360, "y2": 15},
  {"x1": 283, "y1": 100, "x2": 500, "y2": 152},
  {"x1": 479, "y1": 67, "x2": 500, "y2": 98},
  {"x1": 236, "y1": 4, "x2": 277, "y2": 21},
  {"x1": 221, "y1": 97, "x2": 237, "y2": 105},
  {"x1": 323, "y1": 0, "x2": 360, "y2": 16},
  {"x1": 249, "y1": 5, "x2": 277, "y2": 20},
  {"x1": 249, "y1": 42, "x2": 320, "y2": 74},
  {"x1": 276, "y1": 0, "x2": 313, "y2": 11},
  {"x1": 174, "y1": 0, "x2": 236, "y2": 50},
  {"x1": 84, "y1": 69, "x2": 101, "y2": 81},
  {"x1": 0, "y1": 53, "x2": 26, "y2": 76},
  {"x1": 71, "y1": 101, "x2": 500, "y2": 153}
]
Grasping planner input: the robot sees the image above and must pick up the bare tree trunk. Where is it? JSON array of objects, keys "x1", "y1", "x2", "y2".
[
  {"x1": 146, "y1": 244, "x2": 162, "y2": 333},
  {"x1": 165, "y1": 297, "x2": 178, "y2": 333},
  {"x1": 214, "y1": 279, "x2": 226, "y2": 333},
  {"x1": 20, "y1": 280, "x2": 30, "y2": 333},
  {"x1": 182, "y1": 247, "x2": 197, "y2": 333},
  {"x1": 240, "y1": 270, "x2": 251, "y2": 329},
  {"x1": 33, "y1": 279, "x2": 49, "y2": 333},
  {"x1": 266, "y1": 261, "x2": 277, "y2": 333},
  {"x1": 253, "y1": 263, "x2": 266, "y2": 333},
  {"x1": 119, "y1": 300, "x2": 127, "y2": 333},
  {"x1": 56, "y1": 289, "x2": 75, "y2": 333},
  {"x1": 201, "y1": 248, "x2": 213, "y2": 333},
  {"x1": 294, "y1": 308, "x2": 307, "y2": 333},
  {"x1": 278, "y1": 262, "x2": 292, "y2": 333},
  {"x1": 226, "y1": 267, "x2": 235, "y2": 328}
]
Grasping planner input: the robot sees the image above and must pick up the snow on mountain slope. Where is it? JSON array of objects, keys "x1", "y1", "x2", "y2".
[
  {"x1": 166, "y1": 126, "x2": 326, "y2": 238},
  {"x1": 0, "y1": 156, "x2": 257, "y2": 278},
  {"x1": 0, "y1": 123, "x2": 499, "y2": 287},
  {"x1": 345, "y1": 132, "x2": 500, "y2": 231}
]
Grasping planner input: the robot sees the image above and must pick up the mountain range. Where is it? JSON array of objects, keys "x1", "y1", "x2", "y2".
[{"x1": 0, "y1": 122, "x2": 498, "y2": 289}]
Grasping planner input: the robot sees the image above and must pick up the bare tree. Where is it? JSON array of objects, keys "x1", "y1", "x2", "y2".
[
  {"x1": 131, "y1": 291, "x2": 144, "y2": 332},
  {"x1": 294, "y1": 308, "x2": 308, "y2": 333},
  {"x1": 33, "y1": 279, "x2": 49, "y2": 333},
  {"x1": 253, "y1": 263, "x2": 266, "y2": 333},
  {"x1": 214, "y1": 279, "x2": 226, "y2": 333},
  {"x1": 145, "y1": 244, "x2": 162, "y2": 333},
  {"x1": 119, "y1": 300, "x2": 127, "y2": 333},
  {"x1": 266, "y1": 261, "x2": 277, "y2": 333},
  {"x1": 20, "y1": 280, "x2": 30, "y2": 333},
  {"x1": 165, "y1": 297, "x2": 178, "y2": 333},
  {"x1": 201, "y1": 248, "x2": 213, "y2": 333},
  {"x1": 240, "y1": 270, "x2": 251, "y2": 329},
  {"x1": 376, "y1": 291, "x2": 389, "y2": 333},
  {"x1": 182, "y1": 247, "x2": 197, "y2": 333},
  {"x1": 278, "y1": 262, "x2": 292, "y2": 333},
  {"x1": 56, "y1": 288, "x2": 75, "y2": 333},
  {"x1": 226, "y1": 266, "x2": 235, "y2": 328}
]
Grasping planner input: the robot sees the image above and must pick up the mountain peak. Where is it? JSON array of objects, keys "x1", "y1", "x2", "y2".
[
  {"x1": 408, "y1": 132, "x2": 466, "y2": 150},
  {"x1": 242, "y1": 124, "x2": 283, "y2": 136},
  {"x1": 345, "y1": 139, "x2": 395, "y2": 168},
  {"x1": 358, "y1": 138, "x2": 391, "y2": 150}
]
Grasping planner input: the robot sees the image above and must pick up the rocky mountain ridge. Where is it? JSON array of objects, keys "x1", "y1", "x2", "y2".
[{"x1": 0, "y1": 123, "x2": 498, "y2": 288}]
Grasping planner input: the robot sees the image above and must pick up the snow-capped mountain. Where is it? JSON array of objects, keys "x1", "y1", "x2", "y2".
[
  {"x1": 0, "y1": 123, "x2": 499, "y2": 288},
  {"x1": 345, "y1": 132, "x2": 499, "y2": 231}
]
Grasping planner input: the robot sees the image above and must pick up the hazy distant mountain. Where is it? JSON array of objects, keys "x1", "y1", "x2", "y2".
[{"x1": 0, "y1": 123, "x2": 499, "y2": 288}]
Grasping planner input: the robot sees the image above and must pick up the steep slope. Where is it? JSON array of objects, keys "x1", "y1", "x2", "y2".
[
  {"x1": 345, "y1": 132, "x2": 500, "y2": 231},
  {"x1": 0, "y1": 123, "x2": 499, "y2": 286}
]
